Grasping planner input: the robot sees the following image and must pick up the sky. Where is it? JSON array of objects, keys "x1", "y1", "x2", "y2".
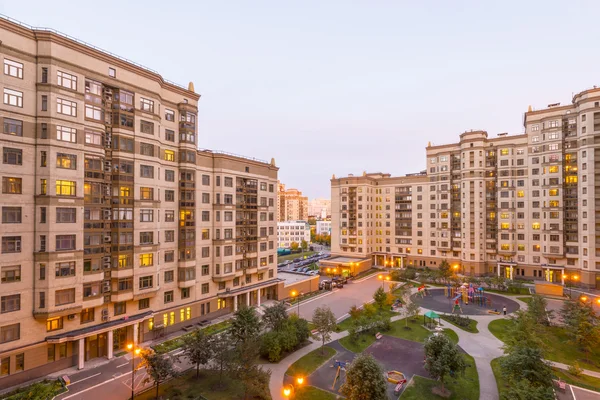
[{"x1": 2, "y1": 1, "x2": 600, "y2": 199}]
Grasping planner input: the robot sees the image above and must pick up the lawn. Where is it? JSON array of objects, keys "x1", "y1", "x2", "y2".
[
  {"x1": 153, "y1": 319, "x2": 232, "y2": 354},
  {"x1": 4, "y1": 379, "x2": 65, "y2": 400},
  {"x1": 516, "y1": 296, "x2": 532, "y2": 304},
  {"x1": 491, "y1": 357, "x2": 509, "y2": 399},
  {"x1": 285, "y1": 346, "x2": 336, "y2": 377},
  {"x1": 337, "y1": 309, "x2": 397, "y2": 332},
  {"x1": 400, "y1": 354, "x2": 479, "y2": 400},
  {"x1": 351, "y1": 268, "x2": 380, "y2": 280},
  {"x1": 136, "y1": 369, "x2": 249, "y2": 400},
  {"x1": 553, "y1": 368, "x2": 600, "y2": 393},
  {"x1": 488, "y1": 320, "x2": 600, "y2": 372},
  {"x1": 440, "y1": 315, "x2": 479, "y2": 333},
  {"x1": 339, "y1": 331, "x2": 376, "y2": 353},
  {"x1": 278, "y1": 251, "x2": 316, "y2": 262},
  {"x1": 294, "y1": 385, "x2": 337, "y2": 400},
  {"x1": 487, "y1": 318, "x2": 512, "y2": 343},
  {"x1": 485, "y1": 288, "x2": 531, "y2": 296}
]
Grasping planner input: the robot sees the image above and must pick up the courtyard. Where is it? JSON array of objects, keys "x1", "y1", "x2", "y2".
[{"x1": 411, "y1": 288, "x2": 521, "y2": 316}]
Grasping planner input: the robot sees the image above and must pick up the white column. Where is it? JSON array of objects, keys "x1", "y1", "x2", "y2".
[
  {"x1": 78, "y1": 338, "x2": 85, "y2": 370},
  {"x1": 497, "y1": 265, "x2": 501, "y2": 277},
  {"x1": 246, "y1": 292, "x2": 250, "y2": 307},
  {"x1": 133, "y1": 323, "x2": 139, "y2": 346},
  {"x1": 510, "y1": 266, "x2": 513, "y2": 280},
  {"x1": 233, "y1": 295, "x2": 238, "y2": 312},
  {"x1": 257, "y1": 289, "x2": 261, "y2": 307},
  {"x1": 107, "y1": 330, "x2": 114, "y2": 359},
  {"x1": 400, "y1": 257, "x2": 403, "y2": 269},
  {"x1": 561, "y1": 268, "x2": 565, "y2": 285}
]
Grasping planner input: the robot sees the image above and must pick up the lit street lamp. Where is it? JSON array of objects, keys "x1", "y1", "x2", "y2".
[
  {"x1": 378, "y1": 274, "x2": 391, "y2": 291},
  {"x1": 291, "y1": 290, "x2": 302, "y2": 315},
  {"x1": 562, "y1": 274, "x2": 579, "y2": 299},
  {"x1": 282, "y1": 376, "x2": 304, "y2": 398},
  {"x1": 126, "y1": 343, "x2": 141, "y2": 400}
]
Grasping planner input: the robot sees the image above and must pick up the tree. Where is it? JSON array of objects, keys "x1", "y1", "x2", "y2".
[
  {"x1": 290, "y1": 241, "x2": 299, "y2": 251},
  {"x1": 312, "y1": 305, "x2": 337, "y2": 354},
  {"x1": 211, "y1": 333, "x2": 235, "y2": 387},
  {"x1": 407, "y1": 301, "x2": 420, "y2": 322},
  {"x1": 230, "y1": 306, "x2": 262, "y2": 344},
  {"x1": 423, "y1": 334, "x2": 466, "y2": 394},
  {"x1": 180, "y1": 328, "x2": 213, "y2": 379},
  {"x1": 527, "y1": 295, "x2": 552, "y2": 326},
  {"x1": 499, "y1": 346, "x2": 553, "y2": 388},
  {"x1": 348, "y1": 305, "x2": 362, "y2": 320},
  {"x1": 438, "y1": 260, "x2": 452, "y2": 282},
  {"x1": 288, "y1": 313, "x2": 310, "y2": 344},
  {"x1": 232, "y1": 337, "x2": 270, "y2": 400},
  {"x1": 340, "y1": 353, "x2": 387, "y2": 400},
  {"x1": 373, "y1": 287, "x2": 387, "y2": 309},
  {"x1": 503, "y1": 310, "x2": 545, "y2": 353},
  {"x1": 301, "y1": 240, "x2": 308, "y2": 251},
  {"x1": 502, "y1": 379, "x2": 554, "y2": 400},
  {"x1": 560, "y1": 301, "x2": 600, "y2": 361},
  {"x1": 262, "y1": 302, "x2": 288, "y2": 331},
  {"x1": 140, "y1": 349, "x2": 178, "y2": 399}
]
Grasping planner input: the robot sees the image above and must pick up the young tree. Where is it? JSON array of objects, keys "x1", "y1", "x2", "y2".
[
  {"x1": 348, "y1": 304, "x2": 362, "y2": 320},
  {"x1": 230, "y1": 305, "x2": 262, "y2": 344},
  {"x1": 211, "y1": 333, "x2": 235, "y2": 387},
  {"x1": 262, "y1": 302, "x2": 288, "y2": 331},
  {"x1": 407, "y1": 301, "x2": 421, "y2": 322},
  {"x1": 373, "y1": 287, "x2": 387, "y2": 309},
  {"x1": 423, "y1": 334, "x2": 466, "y2": 395},
  {"x1": 340, "y1": 353, "x2": 387, "y2": 400},
  {"x1": 312, "y1": 305, "x2": 337, "y2": 354},
  {"x1": 560, "y1": 301, "x2": 600, "y2": 361},
  {"x1": 301, "y1": 240, "x2": 308, "y2": 251},
  {"x1": 499, "y1": 346, "x2": 553, "y2": 388},
  {"x1": 290, "y1": 241, "x2": 299, "y2": 251},
  {"x1": 438, "y1": 259, "x2": 452, "y2": 282},
  {"x1": 527, "y1": 295, "x2": 552, "y2": 326},
  {"x1": 503, "y1": 310, "x2": 545, "y2": 353},
  {"x1": 503, "y1": 379, "x2": 555, "y2": 400},
  {"x1": 289, "y1": 313, "x2": 310, "y2": 344},
  {"x1": 180, "y1": 328, "x2": 213, "y2": 379},
  {"x1": 140, "y1": 349, "x2": 178, "y2": 399}
]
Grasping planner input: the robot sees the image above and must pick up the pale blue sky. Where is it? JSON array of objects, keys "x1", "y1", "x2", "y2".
[{"x1": 2, "y1": 1, "x2": 599, "y2": 199}]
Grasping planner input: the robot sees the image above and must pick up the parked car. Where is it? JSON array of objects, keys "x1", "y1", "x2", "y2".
[{"x1": 284, "y1": 260, "x2": 292, "y2": 265}]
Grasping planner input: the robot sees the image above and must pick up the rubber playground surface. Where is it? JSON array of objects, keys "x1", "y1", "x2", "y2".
[{"x1": 410, "y1": 288, "x2": 521, "y2": 315}]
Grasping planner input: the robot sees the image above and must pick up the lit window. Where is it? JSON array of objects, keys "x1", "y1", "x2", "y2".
[
  {"x1": 164, "y1": 150, "x2": 175, "y2": 162},
  {"x1": 517, "y1": 191, "x2": 524, "y2": 198},
  {"x1": 548, "y1": 166, "x2": 559, "y2": 173},
  {"x1": 549, "y1": 189, "x2": 559, "y2": 196},
  {"x1": 500, "y1": 148, "x2": 509, "y2": 155},
  {"x1": 139, "y1": 253, "x2": 153, "y2": 267},
  {"x1": 500, "y1": 223, "x2": 510, "y2": 229},
  {"x1": 55, "y1": 180, "x2": 76, "y2": 196},
  {"x1": 532, "y1": 222, "x2": 540, "y2": 230}
]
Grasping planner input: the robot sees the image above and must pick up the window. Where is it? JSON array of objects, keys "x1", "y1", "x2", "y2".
[
  {"x1": 57, "y1": 71, "x2": 77, "y2": 90},
  {"x1": 80, "y1": 308, "x2": 95, "y2": 324},
  {"x1": 55, "y1": 262, "x2": 75, "y2": 277},
  {"x1": 4, "y1": 59, "x2": 23, "y2": 78},
  {"x1": 2, "y1": 236, "x2": 21, "y2": 253},
  {"x1": 164, "y1": 150, "x2": 175, "y2": 161},
  {"x1": 549, "y1": 189, "x2": 559, "y2": 196},
  {"x1": 224, "y1": 212, "x2": 233, "y2": 221},
  {"x1": 56, "y1": 180, "x2": 76, "y2": 196},
  {"x1": 202, "y1": 175, "x2": 210, "y2": 185},
  {"x1": 140, "y1": 120, "x2": 154, "y2": 135},
  {"x1": 139, "y1": 298, "x2": 150, "y2": 310},
  {"x1": 165, "y1": 251, "x2": 175, "y2": 262},
  {"x1": 165, "y1": 109, "x2": 175, "y2": 121},
  {"x1": 56, "y1": 153, "x2": 77, "y2": 169},
  {"x1": 224, "y1": 177, "x2": 233, "y2": 187},
  {"x1": 3, "y1": 88, "x2": 23, "y2": 107},
  {"x1": 140, "y1": 165, "x2": 154, "y2": 178},
  {"x1": 202, "y1": 211, "x2": 210, "y2": 221},
  {"x1": 3, "y1": 147, "x2": 22, "y2": 165},
  {"x1": 140, "y1": 143, "x2": 154, "y2": 157},
  {"x1": 15, "y1": 353, "x2": 24, "y2": 372},
  {"x1": 140, "y1": 187, "x2": 153, "y2": 200},
  {"x1": 164, "y1": 291, "x2": 174, "y2": 303},
  {"x1": 165, "y1": 190, "x2": 175, "y2": 201},
  {"x1": 181, "y1": 287, "x2": 190, "y2": 299},
  {"x1": 3, "y1": 118, "x2": 22, "y2": 136},
  {"x1": 139, "y1": 253, "x2": 154, "y2": 267},
  {"x1": 0, "y1": 323, "x2": 20, "y2": 343},
  {"x1": 201, "y1": 283, "x2": 209, "y2": 294},
  {"x1": 140, "y1": 98, "x2": 154, "y2": 113},
  {"x1": 1, "y1": 294, "x2": 20, "y2": 313},
  {"x1": 56, "y1": 207, "x2": 76, "y2": 223},
  {"x1": 57, "y1": 125, "x2": 77, "y2": 143},
  {"x1": 1, "y1": 265, "x2": 20, "y2": 283},
  {"x1": 165, "y1": 230, "x2": 175, "y2": 242},
  {"x1": 165, "y1": 129, "x2": 175, "y2": 142},
  {"x1": 56, "y1": 235, "x2": 76, "y2": 251},
  {"x1": 139, "y1": 275, "x2": 154, "y2": 289},
  {"x1": 140, "y1": 232, "x2": 153, "y2": 244},
  {"x1": 41, "y1": 95, "x2": 48, "y2": 111},
  {"x1": 165, "y1": 170, "x2": 175, "y2": 181},
  {"x1": 56, "y1": 98, "x2": 76, "y2": 116},
  {"x1": 2, "y1": 207, "x2": 21, "y2": 223},
  {"x1": 201, "y1": 247, "x2": 210, "y2": 258},
  {"x1": 164, "y1": 270, "x2": 174, "y2": 282},
  {"x1": 2, "y1": 177, "x2": 22, "y2": 194},
  {"x1": 114, "y1": 301, "x2": 126, "y2": 316},
  {"x1": 85, "y1": 130, "x2": 102, "y2": 146},
  {"x1": 55, "y1": 288, "x2": 75, "y2": 306}
]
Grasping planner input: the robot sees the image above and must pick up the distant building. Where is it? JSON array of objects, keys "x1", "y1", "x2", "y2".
[
  {"x1": 308, "y1": 198, "x2": 331, "y2": 219},
  {"x1": 278, "y1": 221, "x2": 311, "y2": 248},
  {"x1": 277, "y1": 182, "x2": 309, "y2": 221},
  {"x1": 316, "y1": 221, "x2": 332, "y2": 236}
]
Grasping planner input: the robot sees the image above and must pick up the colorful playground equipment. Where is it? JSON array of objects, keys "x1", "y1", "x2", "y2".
[
  {"x1": 331, "y1": 360, "x2": 348, "y2": 390},
  {"x1": 417, "y1": 284, "x2": 430, "y2": 298},
  {"x1": 386, "y1": 370, "x2": 407, "y2": 395},
  {"x1": 445, "y1": 283, "x2": 492, "y2": 311}
]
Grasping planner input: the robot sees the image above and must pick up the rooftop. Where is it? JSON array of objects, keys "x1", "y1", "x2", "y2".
[{"x1": 278, "y1": 272, "x2": 317, "y2": 286}]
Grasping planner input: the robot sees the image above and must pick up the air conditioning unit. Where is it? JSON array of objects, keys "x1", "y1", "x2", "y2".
[
  {"x1": 104, "y1": 235, "x2": 111, "y2": 243},
  {"x1": 225, "y1": 288, "x2": 231, "y2": 292},
  {"x1": 103, "y1": 256, "x2": 111, "y2": 263},
  {"x1": 67, "y1": 314, "x2": 76, "y2": 320},
  {"x1": 102, "y1": 309, "x2": 109, "y2": 316},
  {"x1": 103, "y1": 262, "x2": 111, "y2": 270},
  {"x1": 102, "y1": 315, "x2": 109, "y2": 322}
]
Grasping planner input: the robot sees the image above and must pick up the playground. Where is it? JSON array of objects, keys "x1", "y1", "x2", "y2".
[
  {"x1": 308, "y1": 337, "x2": 431, "y2": 398},
  {"x1": 410, "y1": 286, "x2": 520, "y2": 316}
]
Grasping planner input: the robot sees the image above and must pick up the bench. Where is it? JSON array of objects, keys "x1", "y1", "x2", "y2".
[
  {"x1": 375, "y1": 332, "x2": 383, "y2": 340},
  {"x1": 557, "y1": 379, "x2": 566, "y2": 392},
  {"x1": 197, "y1": 320, "x2": 209, "y2": 327},
  {"x1": 487, "y1": 310, "x2": 501, "y2": 315},
  {"x1": 61, "y1": 375, "x2": 71, "y2": 385},
  {"x1": 393, "y1": 382, "x2": 404, "y2": 395},
  {"x1": 182, "y1": 325, "x2": 195, "y2": 332}
]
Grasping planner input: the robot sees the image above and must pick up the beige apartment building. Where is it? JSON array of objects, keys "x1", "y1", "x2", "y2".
[
  {"x1": 0, "y1": 17, "x2": 280, "y2": 387},
  {"x1": 277, "y1": 181, "x2": 308, "y2": 221},
  {"x1": 331, "y1": 89, "x2": 600, "y2": 290},
  {"x1": 308, "y1": 198, "x2": 331, "y2": 219}
]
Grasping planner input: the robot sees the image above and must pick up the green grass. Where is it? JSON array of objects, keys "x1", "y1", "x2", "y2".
[
  {"x1": 440, "y1": 315, "x2": 479, "y2": 333},
  {"x1": 285, "y1": 346, "x2": 336, "y2": 377},
  {"x1": 278, "y1": 251, "x2": 317, "y2": 262},
  {"x1": 487, "y1": 318, "x2": 513, "y2": 343},
  {"x1": 485, "y1": 288, "x2": 530, "y2": 296},
  {"x1": 153, "y1": 319, "x2": 232, "y2": 354},
  {"x1": 443, "y1": 328, "x2": 459, "y2": 345},
  {"x1": 400, "y1": 354, "x2": 479, "y2": 400},
  {"x1": 339, "y1": 331, "x2": 377, "y2": 353},
  {"x1": 294, "y1": 385, "x2": 337, "y2": 400},
  {"x1": 491, "y1": 357, "x2": 509, "y2": 399},
  {"x1": 552, "y1": 368, "x2": 600, "y2": 393},
  {"x1": 4, "y1": 379, "x2": 65, "y2": 400},
  {"x1": 136, "y1": 369, "x2": 249, "y2": 400},
  {"x1": 516, "y1": 296, "x2": 532, "y2": 304},
  {"x1": 336, "y1": 308, "x2": 397, "y2": 331},
  {"x1": 488, "y1": 320, "x2": 600, "y2": 372},
  {"x1": 351, "y1": 268, "x2": 380, "y2": 280}
]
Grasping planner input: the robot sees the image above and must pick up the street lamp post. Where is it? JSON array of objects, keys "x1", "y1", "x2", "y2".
[
  {"x1": 282, "y1": 376, "x2": 305, "y2": 399},
  {"x1": 562, "y1": 274, "x2": 579, "y2": 299},
  {"x1": 127, "y1": 343, "x2": 141, "y2": 400},
  {"x1": 378, "y1": 274, "x2": 391, "y2": 291}
]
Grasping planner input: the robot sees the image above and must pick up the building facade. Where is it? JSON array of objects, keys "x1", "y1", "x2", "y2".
[
  {"x1": 331, "y1": 89, "x2": 600, "y2": 289},
  {"x1": 277, "y1": 181, "x2": 308, "y2": 221},
  {"x1": 308, "y1": 198, "x2": 331, "y2": 219},
  {"x1": 277, "y1": 221, "x2": 311, "y2": 248},
  {"x1": 0, "y1": 17, "x2": 280, "y2": 387},
  {"x1": 316, "y1": 220, "x2": 332, "y2": 236}
]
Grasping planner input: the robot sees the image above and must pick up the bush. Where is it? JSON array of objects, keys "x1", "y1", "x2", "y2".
[
  {"x1": 260, "y1": 331, "x2": 282, "y2": 362},
  {"x1": 444, "y1": 314, "x2": 472, "y2": 328},
  {"x1": 259, "y1": 315, "x2": 310, "y2": 362},
  {"x1": 568, "y1": 362, "x2": 583, "y2": 377}
]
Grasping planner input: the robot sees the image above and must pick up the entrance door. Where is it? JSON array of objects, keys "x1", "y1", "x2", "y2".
[
  {"x1": 86, "y1": 335, "x2": 98, "y2": 361},
  {"x1": 596, "y1": 274, "x2": 600, "y2": 290},
  {"x1": 113, "y1": 327, "x2": 127, "y2": 352},
  {"x1": 98, "y1": 333, "x2": 107, "y2": 358},
  {"x1": 503, "y1": 266, "x2": 511, "y2": 279}
]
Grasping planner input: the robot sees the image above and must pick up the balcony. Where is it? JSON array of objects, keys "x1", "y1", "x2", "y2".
[
  {"x1": 33, "y1": 303, "x2": 83, "y2": 320},
  {"x1": 111, "y1": 290, "x2": 133, "y2": 303}
]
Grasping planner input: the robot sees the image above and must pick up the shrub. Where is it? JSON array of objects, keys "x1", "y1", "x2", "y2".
[
  {"x1": 568, "y1": 362, "x2": 583, "y2": 377},
  {"x1": 260, "y1": 331, "x2": 282, "y2": 362},
  {"x1": 444, "y1": 314, "x2": 471, "y2": 328}
]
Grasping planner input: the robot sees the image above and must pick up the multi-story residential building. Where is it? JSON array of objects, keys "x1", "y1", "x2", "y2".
[
  {"x1": 277, "y1": 221, "x2": 311, "y2": 248},
  {"x1": 308, "y1": 198, "x2": 331, "y2": 219},
  {"x1": 330, "y1": 89, "x2": 600, "y2": 290},
  {"x1": 0, "y1": 17, "x2": 280, "y2": 386},
  {"x1": 277, "y1": 181, "x2": 308, "y2": 221},
  {"x1": 316, "y1": 220, "x2": 332, "y2": 236}
]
